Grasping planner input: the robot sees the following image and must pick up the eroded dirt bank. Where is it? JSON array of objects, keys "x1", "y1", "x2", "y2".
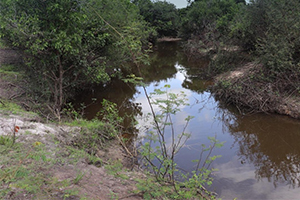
[
  {"x1": 212, "y1": 62, "x2": 300, "y2": 119},
  {"x1": 0, "y1": 112, "x2": 143, "y2": 199}
]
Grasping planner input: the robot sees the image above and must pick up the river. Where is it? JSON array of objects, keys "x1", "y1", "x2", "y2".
[{"x1": 78, "y1": 41, "x2": 300, "y2": 199}]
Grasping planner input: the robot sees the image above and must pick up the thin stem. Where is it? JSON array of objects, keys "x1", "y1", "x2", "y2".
[{"x1": 202, "y1": 141, "x2": 216, "y2": 169}]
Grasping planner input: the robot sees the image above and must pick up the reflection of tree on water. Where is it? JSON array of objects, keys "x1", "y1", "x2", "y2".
[
  {"x1": 138, "y1": 42, "x2": 179, "y2": 84},
  {"x1": 74, "y1": 78, "x2": 142, "y2": 134},
  {"x1": 217, "y1": 103, "x2": 300, "y2": 187},
  {"x1": 182, "y1": 78, "x2": 212, "y2": 94},
  {"x1": 136, "y1": 41, "x2": 212, "y2": 94},
  {"x1": 177, "y1": 51, "x2": 211, "y2": 94},
  {"x1": 75, "y1": 42, "x2": 183, "y2": 132}
]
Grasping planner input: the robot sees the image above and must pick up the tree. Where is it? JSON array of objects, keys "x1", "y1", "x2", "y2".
[
  {"x1": 231, "y1": 0, "x2": 300, "y2": 85},
  {"x1": 180, "y1": 0, "x2": 241, "y2": 41},
  {"x1": 133, "y1": 0, "x2": 180, "y2": 37},
  {"x1": 0, "y1": 0, "x2": 150, "y2": 120}
]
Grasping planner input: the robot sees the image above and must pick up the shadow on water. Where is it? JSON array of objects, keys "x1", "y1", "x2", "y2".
[
  {"x1": 76, "y1": 41, "x2": 300, "y2": 199},
  {"x1": 221, "y1": 105, "x2": 300, "y2": 187},
  {"x1": 212, "y1": 102, "x2": 300, "y2": 199}
]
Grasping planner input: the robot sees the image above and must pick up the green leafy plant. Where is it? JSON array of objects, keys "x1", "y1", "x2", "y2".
[
  {"x1": 139, "y1": 85, "x2": 192, "y2": 181},
  {"x1": 136, "y1": 85, "x2": 223, "y2": 199}
]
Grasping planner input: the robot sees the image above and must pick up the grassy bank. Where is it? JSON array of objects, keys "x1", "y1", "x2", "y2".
[{"x1": 0, "y1": 101, "x2": 147, "y2": 199}]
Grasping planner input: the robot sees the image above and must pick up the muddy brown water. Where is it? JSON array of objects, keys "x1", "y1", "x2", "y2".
[{"x1": 77, "y1": 42, "x2": 300, "y2": 199}]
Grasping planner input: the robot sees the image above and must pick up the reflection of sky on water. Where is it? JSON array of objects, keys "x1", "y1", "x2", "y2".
[
  {"x1": 214, "y1": 155, "x2": 300, "y2": 199},
  {"x1": 78, "y1": 41, "x2": 300, "y2": 199},
  {"x1": 134, "y1": 60, "x2": 300, "y2": 199}
]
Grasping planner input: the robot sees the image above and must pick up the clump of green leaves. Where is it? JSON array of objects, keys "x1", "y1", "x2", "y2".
[
  {"x1": 0, "y1": 135, "x2": 13, "y2": 146},
  {"x1": 132, "y1": 0, "x2": 179, "y2": 37},
  {"x1": 67, "y1": 99, "x2": 124, "y2": 156}
]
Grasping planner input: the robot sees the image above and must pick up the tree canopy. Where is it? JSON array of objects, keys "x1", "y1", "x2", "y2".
[
  {"x1": 0, "y1": 0, "x2": 151, "y2": 119},
  {"x1": 133, "y1": 0, "x2": 179, "y2": 37}
]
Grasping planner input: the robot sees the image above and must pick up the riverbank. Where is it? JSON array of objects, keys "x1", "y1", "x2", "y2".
[
  {"x1": 0, "y1": 48, "x2": 145, "y2": 199},
  {"x1": 212, "y1": 62, "x2": 300, "y2": 119},
  {"x1": 0, "y1": 104, "x2": 145, "y2": 199}
]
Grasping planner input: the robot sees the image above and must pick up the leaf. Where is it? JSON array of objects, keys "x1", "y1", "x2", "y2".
[{"x1": 14, "y1": 126, "x2": 20, "y2": 133}]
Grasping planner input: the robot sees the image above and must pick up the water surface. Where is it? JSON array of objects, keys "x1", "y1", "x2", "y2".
[{"x1": 79, "y1": 42, "x2": 300, "y2": 199}]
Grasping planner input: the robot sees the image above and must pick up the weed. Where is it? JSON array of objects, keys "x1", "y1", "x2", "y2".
[
  {"x1": 0, "y1": 39, "x2": 5, "y2": 48},
  {"x1": 63, "y1": 189, "x2": 79, "y2": 200},
  {"x1": 64, "y1": 146, "x2": 102, "y2": 166},
  {"x1": 73, "y1": 170, "x2": 85, "y2": 185},
  {"x1": 105, "y1": 160, "x2": 124, "y2": 177},
  {"x1": 0, "y1": 135, "x2": 12, "y2": 146},
  {"x1": 109, "y1": 190, "x2": 119, "y2": 200}
]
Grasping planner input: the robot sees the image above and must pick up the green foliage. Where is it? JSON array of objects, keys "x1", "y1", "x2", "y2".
[
  {"x1": 0, "y1": 39, "x2": 5, "y2": 48},
  {"x1": 62, "y1": 102, "x2": 85, "y2": 120},
  {"x1": 229, "y1": 0, "x2": 269, "y2": 50},
  {"x1": 139, "y1": 85, "x2": 191, "y2": 179},
  {"x1": 98, "y1": 99, "x2": 124, "y2": 126},
  {"x1": 208, "y1": 50, "x2": 253, "y2": 75},
  {"x1": 65, "y1": 146, "x2": 102, "y2": 166},
  {"x1": 0, "y1": 64, "x2": 22, "y2": 77},
  {"x1": 73, "y1": 170, "x2": 85, "y2": 185},
  {"x1": 0, "y1": 140, "x2": 77, "y2": 199},
  {"x1": 68, "y1": 119, "x2": 114, "y2": 154},
  {"x1": 133, "y1": 0, "x2": 179, "y2": 37},
  {"x1": 0, "y1": 100, "x2": 37, "y2": 117},
  {"x1": 256, "y1": 0, "x2": 300, "y2": 75},
  {"x1": 105, "y1": 160, "x2": 124, "y2": 177},
  {"x1": 0, "y1": 135, "x2": 12, "y2": 146},
  {"x1": 135, "y1": 176, "x2": 172, "y2": 199},
  {"x1": 0, "y1": 0, "x2": 150, "y2": 119},
  {"x1": 180, "y1": 0, "x2": 241, "y2": 39},
  {"x1": 228, "y1": 0, "x2": 300, "y2": 93}
]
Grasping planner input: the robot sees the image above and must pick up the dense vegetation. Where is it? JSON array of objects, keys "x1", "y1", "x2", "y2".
[
  {"x1": 0, "y1": 0, "x2": 153, "y2": 120},
  {"x1": 133, "y1": 0, "x2": 179, "y2": 37},
  {"x1": 178, "y1": 0, "x2": 300, "y2": 114},
  {"x1": 1, "y1": 0, "x2": 299, "y2": 118},
  {"x1": 242, "y1": 0, "x2": 300, "y2": 81}
]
